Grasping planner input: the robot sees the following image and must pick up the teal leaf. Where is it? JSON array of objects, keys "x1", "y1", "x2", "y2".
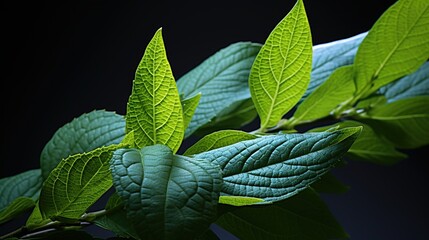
[
  {"x1": 193, "y1": 127, "x2": 361, "y2": 202},
  {"x1": 354, "y1": 0, "x2": 429, "y2": 97},
  {"x1": 176, "y1": 42, "x2": 261, "y2": 138},
  {"x1": 249, "y1": 0, "x2": 312, "y2": 129},
  {"x1": 40, "y1": 110, "x2": 125, "y2": 179},
  {"x1": 0, "y1": 169, "x2": 42, "y2": 211},
  {"x1": 0, "y1": 197, "x2": 35, "y2": 225},
  {"x1": 181, "y1": 93, "x2": 201, "y2": 131},
  {"x1": 126, "y1": 28, "x2": 184, "y2": 153},
  {"x1": 380, "y1": 62, "x2": 429, "y2": 102},
  {"x1": 359, "y1": 96, "x2": 429, "y2": 149},
  {"x1": 216, "y1": 188, "x2": 348, "y2": 240},
  {"x1": 110, "y1": 144, "x2": 223, "y2": 239}
]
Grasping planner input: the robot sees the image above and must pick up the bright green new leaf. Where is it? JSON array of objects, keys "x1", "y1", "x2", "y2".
[
  {"x1": 249, "y1": 0, "x2": 312, "y2": 129},
  {"x1": 193, "y1": 127, "x2": 361, "y2": 202},
  {"x1": 181, "y1": 93, "x2": 201, "y2": 131},
  {"x1": 184, "y1": 130, "x2": 257, "y2": 156},
  {"x1": 176, "y1": 42, "x2": 261, "y2": 138},
  {"x1": 110, "y1": 144, "x2": 223, "y2": 240},
  {"x1": 354, "y1": 0, "x2": 429, "y2": 97},
  {"x1": 380, "y1": 62, "x2": 429, "y2": 102},
  {"x1": 0, "y1": 197, "x2": 35, "y2": 225},
  {"x1": 0, "y1": 169, "x2": 42, "y2": 211},
  {"x1": 219, "y1": 196, "x2": 266, "y2": 207},
  {"x1": 40, "y1": 110, "x2": 125, "y2": 179},
  {"x1": 39, "y1": 144, "x2": 123, "y2": 220},
  {"x1": 216, "y1": 189, "x2": 348, "y2": 240},
  {"x1": 126, "y1": 28, "x2": 184, "y2": 153},
  {"x1": 359, "y1": 96, "x2": 429, "y2": 149},
  {"x1": 292, "y1": 65, "x2": 355, "y2": 124}
]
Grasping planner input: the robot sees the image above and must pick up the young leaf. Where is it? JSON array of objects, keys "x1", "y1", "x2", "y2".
[
  {"x1": 0, "y1": 197, "x2": 35, "y2": 225},
  {"x1": 184, "y1": 130, "x2": 257, "y2": 156},
  {"x1": 110, "y1": 144, "x2": 223, "y2": 240},
  {"x1": 358, "y1": 96, "x2": 429, "y2": 149},
  {"x1": 379, "y1": 62, "x2": 429, "y2": 102},
  {"x1": 219, "y1": 196, "x2": 266, "y2": 207},
  {"x1": 193, "y1": 127, "x2": 361, "y2": 202},
  {"x1": 291, "y1": 65, "x2": 355, "y2": 125},
  {"x1": 40, "y1": 110, "x2": 125, "y2": 179},
  {"x1": 354, "y1": 0, "x2": 429, "y2": 97},
  {"x1": 126, "y1": 28, "x2": 184, "y2": 153},
  {"x1": 0, "y1": 169, "x2": 42, "y2": 211},
  {"x1": 39, "y1": 144, "x2": 123, "y2": 220},
  {"x1": 181, "y1": 93, "x2": 201, "y2": 131},
  {"x1": 216, "y1": 188, "x2": 348, "y2": 240},
  {"x1": 249, "y1": 0, "x2": 312, "y2": 129},
  {"x1": 176, "y1": 42, "x2": 261, "y2": 138}
]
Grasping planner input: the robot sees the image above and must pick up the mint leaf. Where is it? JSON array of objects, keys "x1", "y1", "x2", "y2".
[
  {"x1": 249, "y1": 0, "x2": 312, "y2": 129},
  {"x1": 111, "y1": 144, "x2": 223, "y2": 239},
  {"x1": 126, "y1": 28, "x2": 184, "y2": 153}
]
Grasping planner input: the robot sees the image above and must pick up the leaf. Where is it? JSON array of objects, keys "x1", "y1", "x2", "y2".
[
  {"x1": 219, "y1": 196, "x2": 266, "y2": 207},
  {"x1": 301, "y1": 32, "x2": 367, "y2": 103},
  {"x1": 110, "y1": 144, "x2": 223, "y2": 240},
  {"x1": 380, "y1": 61, "x2": 429, "y2": 102},
  {"x1": 193, "y1": 127, "x2": 361, "y2": 202},
  {"x1": 354, "y1": 0, "x2": 429, "y2": 97},
  {"x1": 292, "y1": 65, "x2": 355, "y2": 124},
  {"x1": 39, "y1": 144, "x2": 123, "y2": 220},
  {"x1": 176, "y1": 42, "x2": 261, "y2": 138},
  {"x1": 216, "y1": 188, "x2": 348, "y2": 240},
  {"x1": 26, "y1": 202, "x2": 50, "y2": 229},
  {"x1": 40, "y1": 110, "x2": 125, "y2": 179},
  {"x1": 126, "y1": 28, "x2": 184, "y2": 153},
  {"x1": 184, "y1": 130, "x2": 257, "y2": 156},
  {"x1": 94, "y1": 208, "x2": 140, "y2": 239},
  {"x1": 359, "y1": 96, "x2": 429, "y2": 149},
  {"x1": 0, "y1": 197, "x2": 35, "y2": 224},
  {"x1": 249, "y1": 0, "x2": 312, "y2": 129},
  {"x1": 0, "y1": 169, "x2": 42, "y2": 211},
  {"x1": 311, "y1": 172, "x2": 349, "y2": 194},
  {"x1": 181, "y1": 93, "x2": 201, "y2": 131}
]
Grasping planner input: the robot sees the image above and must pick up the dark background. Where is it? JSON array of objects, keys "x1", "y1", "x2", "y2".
[{"x1": 1, "y1": 0, "x2": 428, "y2": 239}]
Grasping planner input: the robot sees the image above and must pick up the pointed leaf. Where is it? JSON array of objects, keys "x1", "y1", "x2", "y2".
[
  {"x1": 193, "y1": 127, "x2": 360, "y2": 202},
  {"x1": 0, "y1": 197, "x2": 35, "y2": 224},
  {"x1": 219, "y1": 196, "x2": 265, "y2": 207},
  {"x1": 249, "y1": 0, "x2": 312, "y2": 129},
  {"x1": 216, "y1": 189, "x2": 348, "y2": 240},
  {"x1": 111, "y1": 144, "x2": 223, "y2": 239},
  {"x1": 126, "y1": 28, "x2": 184, "y2": 152},
  {"x1": 181, "y1": 93, "x2": 201, "y2": 131},
  {"x1": 40, "y1": 110, "x2": 125, "y2": 179},
  {"x1": 177, "y1": 42, "x2": 261, "y2": 137},
  {"x1": 354, "y1": 0, "x2": 429, "y2": 97}
]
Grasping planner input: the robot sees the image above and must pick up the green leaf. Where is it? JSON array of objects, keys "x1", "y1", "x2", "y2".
[
  {"x1": 110, "y1": 144, "x2": 223, "y2": 240},
  {"x1": 26, "y1": 202, "x2": 50, "y2": 229},
  {"x1": 311, "y1": 172, "x2": 349, "y2": 194},
  {"x1": 216, "y1": 188, "x2": 348, "y2": 240},
  {"x1": 181, "y1": 93, "x2": 201, "y2": 131},
  {"x1": 0, "y1": 197, "x2": 35, "y2": 225},
  {"x1": 249, "y1": 0, "x2": 312, "y2": 129},
  {"x1": 380, "y1": 61, "x2": 429, "y2": 102},
  {"x1": 0, "y1": 169, "x2": 42, "y2": 211},
  {"x1": 354, "y1": 0, "x2": 429, "y2": 97},
  {"x1": 39, "y1": 144, "x2": 123, "y2": 220},
  {"x1": 184, "y1": 130, "x2": 257, "y2": 156},
  {"x1": 292, "y1": 65, "x2": 355, "y2": 124},
  {"x1": 359, "y1": 96, "x2": 429, "y2": 149},
  {"x1": 40, "y1": 110, "x2": 125, "y2": 179},
  {"x1": 193, "y1": 127, "x2": 361, "y2": 202},
  {"x1": 301, "y1": 32, "x2": 367, "y2": 103},
  {"x1": 126, "y1": 28, "x2": 184, "y2": 153},
  {"x1": 176, "y1": 42, "x2": 261, "y2": 138},
  {"x1": 219, "y1": 196, "x2": 266, "y2": 207}
]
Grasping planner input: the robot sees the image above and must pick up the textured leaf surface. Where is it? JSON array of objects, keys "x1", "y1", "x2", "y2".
[
  {"x1": 111, "y1": 144, "x2": 223, "y2": 239},
  {"x1": 354, "y1": 0, "x2": 429, "y2": 97},
  {"x1": 0, "y1": 197, "x2": 35, "y2": 224},
  {"x1": 359, "y1": 96, "x2": 429, "y2": 149},
  {"x1": 0, "y1": 169, "x2": 42, "y2": 211},
  {"x1": 249, "y1": 0, "x2": 312, "y2": 129},
  {"x1": 177, "y1": 42, "x2": 261, "y2": 137},
  {"x1": 380, "y1": 62, "x2": 429, "y2": 102},
  {"x1": 216, "y1": 189, "x2": 348, "y2": 240},
  {"x1": 193, "y1": 128, "x2": 360, "y2": 202},
  {"x1": 181, "y1": 93, "x2": 201, "y2": 131},
  {"x1": 40, "y1": 110, "x2": 125, "y2": 179},
  {"x1": 126, "y1": 28, "x2": 184, "y2": 152},
  {"x1": 39, "y1": 144, "x2": 122, "y2": 219},
  {"x1": 219, "y1": 196, "x2": 265, "y2": 206}
]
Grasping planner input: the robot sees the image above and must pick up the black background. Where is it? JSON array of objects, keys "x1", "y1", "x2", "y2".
[{"x1": 1, "y1": 0, "x2": 428, "y2": 239}]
